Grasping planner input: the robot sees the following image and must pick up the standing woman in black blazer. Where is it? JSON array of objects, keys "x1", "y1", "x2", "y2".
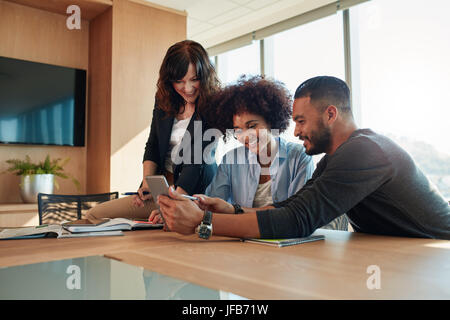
[{"x1": 86, "y1": 40, "x2": 220, "y2": 220}]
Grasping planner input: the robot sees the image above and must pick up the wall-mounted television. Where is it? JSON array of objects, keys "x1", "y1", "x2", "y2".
[{"x1": 0, "y1": 56, "x2": 86, "y2": 146}]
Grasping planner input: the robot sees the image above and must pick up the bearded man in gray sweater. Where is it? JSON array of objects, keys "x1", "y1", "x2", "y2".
[{"x1": 157, "y1": 76, "x2": 450, "y2": 240}]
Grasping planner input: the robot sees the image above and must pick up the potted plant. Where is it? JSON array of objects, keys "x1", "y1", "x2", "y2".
[{"x1": 4, "y1": 155, "x2": 80, "y2": 203}]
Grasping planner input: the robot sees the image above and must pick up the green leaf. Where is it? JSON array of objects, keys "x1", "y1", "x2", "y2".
[
  {"x1": 72, "y1": 177, "x2": 81, "y2": 191},
  {"x1": 54, "y1": 172, "x2": 68, "y2": 179},
  {"x1": 3, "y1": 155, "x2": 80, "y2": 190}
]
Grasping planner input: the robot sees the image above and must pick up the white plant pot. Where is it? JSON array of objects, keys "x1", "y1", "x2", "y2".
[{"x1": 20, "y1": 174, "x2": 54, "y2": 203}]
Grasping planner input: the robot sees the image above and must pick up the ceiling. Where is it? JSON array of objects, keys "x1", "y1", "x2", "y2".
[{"x1": 144, "y1": 0, "x2": 334, "y2": 49}]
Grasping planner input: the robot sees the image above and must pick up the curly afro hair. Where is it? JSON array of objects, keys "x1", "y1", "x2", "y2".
[{"x1": 205, "y1": 75, "x2": 292, "y2": 141}]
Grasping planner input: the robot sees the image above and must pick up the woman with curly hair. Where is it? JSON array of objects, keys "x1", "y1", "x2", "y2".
[
  {"x1": 87, "y1": 40, "x2": 219, "y2": 221},
  {"x1": 200, "y1": 75, "x2": 314, "y2": 210},
  {"x1": 191, "y1": 75, "x2": 348, "y2": 231}
]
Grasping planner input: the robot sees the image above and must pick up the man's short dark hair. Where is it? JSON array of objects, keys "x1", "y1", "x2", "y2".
[{"x1": 294, "y1": 76, "x2": 352, "y2": 115}]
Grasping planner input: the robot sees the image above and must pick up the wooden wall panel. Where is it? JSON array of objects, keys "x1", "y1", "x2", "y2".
[
  {"x1": 0, "y1": 0, "x2": 89, "y2": 69},
  {"x1": 109, "y1": 0, "x2": 186, "y2": 193},
  {"x1": 4, "y1": 0, "x2": 112, "y2": 21},
  {"x1": 86, "y1": 8, "x2": 112, "y2": 193},
  {"x1": 0, "y1": 0, "x2": 187, "y2": 201},
  {"x1": 0, "y1": 0, "x2": 89, "y2": 203}
]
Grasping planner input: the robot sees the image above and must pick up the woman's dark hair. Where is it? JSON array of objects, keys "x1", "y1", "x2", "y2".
[
  {"x1": 205, "y1": 75, "x2": 292, "y2": 141},
  {"x1": 155, "y1": 40, "x2": 220, "y2": 117}
]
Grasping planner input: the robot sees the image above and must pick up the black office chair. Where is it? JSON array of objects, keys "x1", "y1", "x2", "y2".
[{"x1": 37, "y1": 192, "x2": 119, "y2": 225}]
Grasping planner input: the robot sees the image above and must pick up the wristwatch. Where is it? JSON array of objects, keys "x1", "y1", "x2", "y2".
[
  {"x1": 232, "y1": 203, "x2": 244, "y2": 214},
  {"x1": 196, "y1": 210, "x2": 213, "y2": 240}
]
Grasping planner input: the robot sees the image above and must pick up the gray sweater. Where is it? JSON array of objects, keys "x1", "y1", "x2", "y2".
[{"x1": 257, "y1": 129, "x2": 450, "y2": 239}]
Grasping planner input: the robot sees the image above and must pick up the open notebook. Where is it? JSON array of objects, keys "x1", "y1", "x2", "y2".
[
  {"x1": 62, "y1": 218, "x2": 163, "y2": 233},
  {"x1": 0, "y1": 225, "x2": 123, "y2": 240}
]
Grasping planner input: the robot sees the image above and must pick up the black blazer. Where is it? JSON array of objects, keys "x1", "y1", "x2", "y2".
[{"x1": 143, "y1": 105, "x2": 217, "y2": 195}]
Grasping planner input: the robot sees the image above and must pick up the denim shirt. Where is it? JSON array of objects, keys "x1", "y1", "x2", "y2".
[{"x1": 205, "y1": 137, "x2": 314, "y2": 207}]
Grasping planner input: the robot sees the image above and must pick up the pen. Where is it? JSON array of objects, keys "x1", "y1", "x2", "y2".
[
  {"x1": 122, "y1": 191, "x2": 150, "y2": 196},
  {"x1": 181, "y1": 194, "x2": 199, "y2": 201}
]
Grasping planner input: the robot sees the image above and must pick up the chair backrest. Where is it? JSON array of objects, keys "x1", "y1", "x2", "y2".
[{"x1": 37, "y1": 192, "x2": 119, "y2": 225}]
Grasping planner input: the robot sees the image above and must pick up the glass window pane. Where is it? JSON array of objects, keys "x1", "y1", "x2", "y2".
[
  {"x1": 267, "y1": 12, "x2": 345, "y2": 164},
  {"x1": 217, "y1": 41, "x2": 260, "y2": 85},
  {"x1": 270, "y1": 11, "x2": 345, "y2": 93},
  {"x1": 215, "y1": 42, "x2": 261, "y2": 163},
  {"x1": 350, "y1": 0, "x2": 450, "y2": 199}
]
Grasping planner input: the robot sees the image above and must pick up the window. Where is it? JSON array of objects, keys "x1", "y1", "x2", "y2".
[
  {"x1": 216, "y1": 40, "x2": 260, "y2": 85},
  {"x1": 350, "y1": 0, "x2": 450, "y2": 199},
  {"x1": 266, "y1": 11, "x2": 345, "y2": 165},
  {"x1": 210, "y1": 1, "x2": 450, "y2": 199},
  {"x1": 214, "y1": 41, "x2": 261, "y2": 163}
]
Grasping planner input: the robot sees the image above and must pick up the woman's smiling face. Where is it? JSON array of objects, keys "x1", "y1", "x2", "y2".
[
  {"x1": 233, "y1": 112, "x2": 272, "y2": 155},
  {"x1": 172, "y1": 63, "x2": 200, "y2": 104}
]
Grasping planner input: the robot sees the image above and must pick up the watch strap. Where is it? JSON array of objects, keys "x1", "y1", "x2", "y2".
[
  {"x1": 232, "y1": 203, "x2": 244, "y2": 214},
  {"x1": 203, "y1": 210, "x2": 212, "y2": 225}
]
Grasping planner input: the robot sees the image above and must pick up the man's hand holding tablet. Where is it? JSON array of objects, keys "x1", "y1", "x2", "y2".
[{"x1": 146, "y1": 175, "x2": 199, "y2": 228}]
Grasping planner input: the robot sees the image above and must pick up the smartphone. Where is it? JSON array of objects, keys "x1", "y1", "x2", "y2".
[
  {"x1": 145, "y1": 175, "x2": 199, "y2": 230},
  {"x1": 145, "y1": 175, "x2": 199, "y2": 201},
  {"x1": 145, "y1": 175, "x2": 169, "y2": 228},
  {"x1": 145, "y1": 175, "x2": 170, "y2": 201}
]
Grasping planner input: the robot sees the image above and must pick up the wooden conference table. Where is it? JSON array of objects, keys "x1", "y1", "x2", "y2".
[{"x1": 0, "y1": 229, "x2": 449, "y2": 299}]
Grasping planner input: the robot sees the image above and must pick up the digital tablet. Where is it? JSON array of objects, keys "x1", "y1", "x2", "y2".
[
  {"x1": 145, "y1": 175, "x2": 169, "y2": 228},
  {"x1": 145, "y1": 175, "x2": 170, "y2": 201},
  {"x1": 145, "y1": 175, "x2": 199, "y2": 202}
]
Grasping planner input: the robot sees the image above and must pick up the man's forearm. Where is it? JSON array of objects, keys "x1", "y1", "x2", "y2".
[
  {"x1": 212, "y1": 212, "x2": 261, "y2": 239},
  {"x1": 215, "y1": 205, "x2": 274, "y2": 214},
  {"x1": 243, "y1": 205, "x2": 274, "y2": 212}
]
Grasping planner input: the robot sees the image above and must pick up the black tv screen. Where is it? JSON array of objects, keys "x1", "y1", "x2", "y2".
[{"x1": 0, "y1": 56, "x2": 86, "y2": 146}]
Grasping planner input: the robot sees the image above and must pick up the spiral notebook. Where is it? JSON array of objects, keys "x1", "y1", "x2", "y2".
[{"x1": 242, "y1": 235, "x2": 325, "y2": 247}]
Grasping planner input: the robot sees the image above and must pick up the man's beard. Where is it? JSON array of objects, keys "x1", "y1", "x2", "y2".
[{"x1": 302, "y1": 120, "x2": 331, "y2": 155}]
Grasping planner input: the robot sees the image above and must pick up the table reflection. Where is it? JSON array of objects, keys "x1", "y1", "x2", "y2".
[{"x1": 0, "y1": 255, "x2": 247, "y2": 300}]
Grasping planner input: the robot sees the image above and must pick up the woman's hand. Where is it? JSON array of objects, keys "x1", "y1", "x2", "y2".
[
  {"x1": 132, "y1": 184, "x2": 152, "y2": 207},
  {"x1": 193, "y1": 194, "x2": 234, "y2": 214},
  {"x1": 148, "y1": 209, "x2": 164, "y2": 224}
]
